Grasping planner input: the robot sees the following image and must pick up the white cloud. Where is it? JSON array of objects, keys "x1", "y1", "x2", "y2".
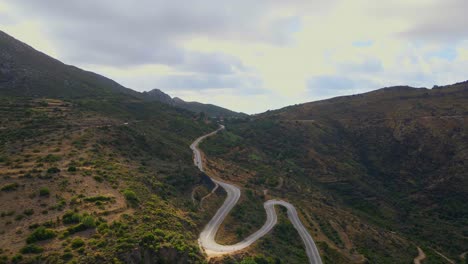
[{"x1": 0, "y1": 0, "x2": 467, "y2": 114}]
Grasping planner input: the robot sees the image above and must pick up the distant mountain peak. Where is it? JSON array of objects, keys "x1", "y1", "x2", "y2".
[
  {"x1": 143, "y1": 89, "x2": 174, "y2": 105},
  {"x1": 0, "y1": 30, "x2": 246, "y2": 118},
  {"x1": 172, "y1": 97, "x2": 185, "y2": 103},
  {"x1": 142, "y1": 89, "x2": 246, "y2": 118}
]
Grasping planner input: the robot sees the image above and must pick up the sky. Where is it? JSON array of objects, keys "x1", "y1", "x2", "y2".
[{"x1": 1, "y1": 0, "x2": 467, "y2": 114}]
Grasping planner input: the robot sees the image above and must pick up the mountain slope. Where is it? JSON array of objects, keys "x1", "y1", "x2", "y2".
[
  {"x1": 0, "y1": 30, "x2": 226, "y2": 263},
  {"x1": 143, "y1": 89, "x2": 248, "y2": 118},
  {"x1": 0, "y1": 30, "x2": 139, "y2": 99},
  {"x1": 200, "y1": 82, "x2": 468, "y2": 263},
  {"x1": 0, "y1": 30, "x2": 243, "y2": 118}
]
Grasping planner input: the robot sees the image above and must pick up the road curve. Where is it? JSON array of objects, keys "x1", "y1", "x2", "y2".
[{"x1": 192, "y1": 126, "x2": 322, "y2": 264}]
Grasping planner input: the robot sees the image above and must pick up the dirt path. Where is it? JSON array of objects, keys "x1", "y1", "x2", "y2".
[
  {"x1": 414, "y1": 247, "x2": 426, "y2": 264},
  {"x1": 433, "y1": 249, "x2": 455, "y2": 264}
]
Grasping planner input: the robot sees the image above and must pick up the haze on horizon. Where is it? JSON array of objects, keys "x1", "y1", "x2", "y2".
[{"x1": 1, "y1": 0, "x2": 467, "y2": 114}]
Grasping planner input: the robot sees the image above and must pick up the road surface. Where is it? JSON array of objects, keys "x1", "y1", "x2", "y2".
[
  {"x1": 414, "y1": 247, "x2": 426, "y2": 264},
  {"x1": 192, "y1": 126, "x2": 322, "y2": 264}
]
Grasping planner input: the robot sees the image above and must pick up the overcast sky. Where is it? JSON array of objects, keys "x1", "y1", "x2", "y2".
[{"x1": 1, "y1": 0, "x2": 467, "y2": 113}]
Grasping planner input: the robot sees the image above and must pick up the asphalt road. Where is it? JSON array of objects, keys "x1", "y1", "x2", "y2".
[{"x1": 192, "y1": 126, "x2": 323, "y2": 264}]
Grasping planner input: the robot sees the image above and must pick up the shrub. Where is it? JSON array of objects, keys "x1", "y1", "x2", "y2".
[
  {"x1": 81, "y1": 215, "x2": 96, "y2": 228},
  {"x1": 83, "y1": 196, "x2": 112, "y2": 203},
  {"x1": 123, "y1": 189, "x2": 139, "y2": 206},
  {"x1": 240, "y1": 258, "x2": 258, "y2": 264},
  {"x1": 71, "y1": 238, "x2": 85, "y2": 249},
  {"x1": 39, "y1": 187, "x2": 50, "y2": 197},
  {"x1": 93, "y1": 176, "x2": 103, "y2": 183},
  {"x1": 14, "y1": 214, "x2": 24, "y2": 221},
  {"x1": 23, "y1": 209, "x2": 34, "y2": 216},
  {"x1": 1, "y1": 210, "x2": 15, "y2": 217},
  {"x1": 27, "y1": 227, "x2": 56, "y2": 243},
  {"x1": 67, "y1": 166, "x2": 77, "y2": 172},
  {"x1": 66, "y1": 215, "x2": 96, "y2": 234},
  {"x1": 53, "y1": 198, "x2": 66, "y2": 211},
  {"x1": 62, "y1": 211, "x2": 81, "y2": 224},
  {"x1": 67, "y1": 224, "x2": 87, "y2": 234},
  {"x1": 42, "y1": 154, "x2": 61, "y2": 163},
  {"x1": 47, "y1": 167, "x2": 60, "y2": 174},
  {"x1": 62, "y1": 252, "x2": 73, "y2": 261},
  {"x1": 97, "y1": 223, "x2": 109, "y2": 234},
  {"x1": 11, "y1": 254, "x2": 23, "y2": 263},
  {"x1": 20, "y1": 244, "x2": 44, "y2": 254},
  {"x1": 1, "y1": 183, "x2": 19, "y2": 192}
]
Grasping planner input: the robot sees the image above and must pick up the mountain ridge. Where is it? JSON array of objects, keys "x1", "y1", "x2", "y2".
[
  {"x1": 142, "y1": 88, "x2": 247, "y2": 118},
  {"x1": 0, "y1": 30, "x2": 244, "y2": 118},
  {"x1": 199, "y1": 80, "x2": 468, "y2": 263}
]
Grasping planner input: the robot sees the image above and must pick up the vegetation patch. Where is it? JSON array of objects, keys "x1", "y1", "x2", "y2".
[
  {"x1": 1, "y1": 183, "x2": 19, "y2": 192},
  {"x1": 20, "y1": 244, "x2": 44, "y2": 254},
  {"x1": 27, "y1": 227, "x2": 56, "y2": 243},
  {"x1": 83, "y1": 195, "x2": 113, "y2": 203}
]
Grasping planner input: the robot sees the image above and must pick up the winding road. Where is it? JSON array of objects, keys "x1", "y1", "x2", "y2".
[{"x1": 191, "y1": 125, "x2": 323, "y2": 264}]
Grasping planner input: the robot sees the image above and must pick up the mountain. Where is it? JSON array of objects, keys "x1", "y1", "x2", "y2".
[
  {"x1": 141, "y1": 89, "x2": 174, "y2": 105},
  {"x1": 143, "y1": 88, "x2": 248, "y2": 118},
  {"x1": 0, "y1": 30, "x2": 225, "y2": 263},
  {"x1": 0, "y1": 31, "x2": 139, "y2": 99},
  {"x1": 0, "y1": 30, "x2": 243, "y2": 118},
  {"x1": 200, "y1": 82, "x2": 468, "y2": 263}
]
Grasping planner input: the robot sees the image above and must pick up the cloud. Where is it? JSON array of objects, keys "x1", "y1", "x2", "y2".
[
  {"x1": 4, "y1": 0, "x2": 335, "y2": 66},
  {"x1": 308, "y1": 75, "x2": 380, "y2": 98},
  {"x1": 338, "y1": 58, "x2": 383, "y2": 73},
  {"x1": 152, "y1": 74, "x2": 264, "y2": 94},
  {"x1": 352, "y1": 40, "x2": 373, "y2": 47},
  {"x1": 180, "y1": 52, "x2": 247, "y2": 75},
  {"x1": 1, "y1": 0, "x2": 467, "y2": 114},
  {"x1": 371, "y1": 0, "x2": 468, "y2": 42}
]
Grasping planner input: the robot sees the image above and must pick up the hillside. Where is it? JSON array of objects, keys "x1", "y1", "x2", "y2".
[
  {"x1": 1, "y1": 28, "x2": 467, "y2": 264},
  {"x1": 200, "y1": 82, "x2": 468, "y2": 263},
  {"x1": 143, "y1": 89, "x2": 248, "y2": 118},
  {"x1": 0, "y1": 31, "x2": 139, "y2": 99},
  {"x1": 0, "y1": 31, "x2": 226, "y2": 263},
  {"x1": 0, "y1": 30, "x2": 243, "y2": 118}
]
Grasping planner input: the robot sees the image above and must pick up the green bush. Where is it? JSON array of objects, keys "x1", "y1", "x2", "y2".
[
  {"x1": 42, "y1": 154, "x2": 61, "y2": 163},
  {"x1": 71, "y1": 238, "x2": 85, "y2": 249},
  {"x1": 97, "y1": 223, "x2": 109, "y2": 234},
  {"x1": 23, "y1": 209, "x2": 34, "y2": 216},
  {"x1": 83, "y1": 196, "x2": 112, "y2": 203},
  {"x1": 240, "y1": 258, "x2": 258, "y2": 264},
  {"x1": 62, "y1": 252, "x2": 73, "y2": 261},
  {"x1": 93, "y1": 176, "x2": 103, "y2": 182},
  {"x1": 39, "y1": 187, "x2": 50, "y2": 196},
  {"x1": 47, "y1": 167, "x2": 60, "y2": 173},
  {"x1": 1, "y1": 210, "x2": 15, "y2": 217},
  {"x1": 67, "y1": 224, "x2": 87, "y2": 234},
  {"x1": 27, "y1": 227, "x2": 56, "y2": 243},
  {"x1": 20, "y1": 244, "x2": 44, "y2": 254},
  {"x1": 11, "y1": 254, "x2": 23, "y2": 263},
  {"x1": 81, "y1": 215, "x2": 96, "y2": 228},
  {"x1": 67, "y1": 166, "x2": 77, "y2": 172},
  {"x1": 62, "y1": 211, "x2": 81, "y2": 224},
  {"x1": 14, "y1": 214, "x2": 24, "y2": 221},
  {"x1": 123, "y1": 189, "x2": 139, "y2": 206},
  {"x1": 1, "y1": 183, "x2": 19, "y2": 192},
  {"x1": 66, "y1": 215, "x2": 96, "y2": 234}
]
